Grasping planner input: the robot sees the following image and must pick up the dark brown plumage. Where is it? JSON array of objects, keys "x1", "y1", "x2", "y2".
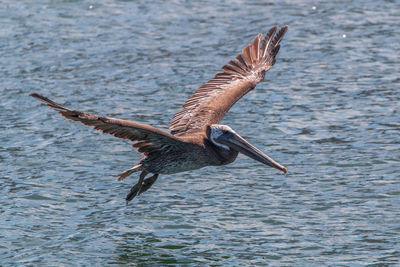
[
  {"x1": 30, "y1": 25, "x2": 288, "y2": 203},
  {"x1": 170, "y1": 25, "x2": 288, "y2": 135}
]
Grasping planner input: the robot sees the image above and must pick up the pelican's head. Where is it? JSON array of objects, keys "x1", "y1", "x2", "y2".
[{"x1": 208, "y1": 124, "x2": 287, "y2": 173}]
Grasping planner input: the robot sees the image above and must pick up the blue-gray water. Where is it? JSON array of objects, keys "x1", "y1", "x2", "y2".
[{"x1": 1, "y1": 0, "x2": 399, "y2": 266}]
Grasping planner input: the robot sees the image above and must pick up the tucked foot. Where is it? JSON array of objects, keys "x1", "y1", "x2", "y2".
[
  {"x1": 126, "y1": 182, "x2": 142, "y2": 203},
  {"x1": 125, "y1": 170, "x2": 148, "y2": 204},
  {"x1": 138, "y1": 174, "x2": 159, "y2": 195}
]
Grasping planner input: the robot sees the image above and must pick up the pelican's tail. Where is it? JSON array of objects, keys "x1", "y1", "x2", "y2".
[{"x1": 117, "y1": 164, "x2": 143, "y2": 181}]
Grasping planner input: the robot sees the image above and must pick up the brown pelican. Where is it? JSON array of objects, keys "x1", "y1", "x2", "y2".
[{"x1": 30, "y1": 25, "x2": 288, "y2": 203}]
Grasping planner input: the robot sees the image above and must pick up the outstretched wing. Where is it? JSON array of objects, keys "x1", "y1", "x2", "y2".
[
  {"x1": 30, "y1": 93, "x2": 188, "y2": 155},
  {"x1": 169, "y1": 25, "x2": 288, "y2": 135}
]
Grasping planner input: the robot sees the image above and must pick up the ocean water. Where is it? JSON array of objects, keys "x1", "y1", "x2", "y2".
[{"x1": 1, "y1": 0, "x2": 399, "y2": 265}]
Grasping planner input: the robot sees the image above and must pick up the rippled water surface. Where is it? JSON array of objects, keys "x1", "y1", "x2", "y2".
[{"x1": 1, "y1": 0, "x2": 399, "y2": 265}]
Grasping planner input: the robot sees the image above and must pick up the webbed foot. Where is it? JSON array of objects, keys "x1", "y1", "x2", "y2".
[
  {"x1": 125, "y1": 170, "x2": 148, "y2": 204},
  {"x1": 138, "y1": 174, "x2": 159, "y2": 195}
]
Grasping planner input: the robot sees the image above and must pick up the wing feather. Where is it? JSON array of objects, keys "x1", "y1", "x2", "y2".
[
  {"x1": 30, "y1": 93, "x2": 188, "y2": 155},
  {"x1": 169, "y1": 25, "x2": 288, "y2": 135}
]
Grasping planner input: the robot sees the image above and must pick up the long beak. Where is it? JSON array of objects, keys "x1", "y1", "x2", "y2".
[{"x1": 217, "y1": 133, "x2": 287, "y2": 173}]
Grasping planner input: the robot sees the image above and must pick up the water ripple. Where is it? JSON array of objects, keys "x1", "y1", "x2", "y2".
[{"x1": 1, "y1": 0, "x2": 399, "y2": 266}]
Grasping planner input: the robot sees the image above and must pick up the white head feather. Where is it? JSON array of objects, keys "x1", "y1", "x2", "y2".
[{"x1": 209, "y1": 124, "x2": 236, "y2": 150}]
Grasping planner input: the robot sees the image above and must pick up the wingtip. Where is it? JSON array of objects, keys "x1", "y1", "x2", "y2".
[
  {"x1": 270, "y1": 25, "x2": 288, "y2": 37},
  {"x1": 29, "y1": 92, "x2": 40, "y2": 98},
  {"x1": 280, "y1": 25, "x2": 289, "y2": 34},
  {"x1": 29, "y1": 92, "x2": 49, "y2": 102},
  {"x1": 269, "y1": 25, "x2": 278, "y2": 32},
  {"x1": 29, "y1": 92, "x2": 72, "y2": 113},
  {"x1": 30, "y1": 92, "x2": 50, "y2": 103}
]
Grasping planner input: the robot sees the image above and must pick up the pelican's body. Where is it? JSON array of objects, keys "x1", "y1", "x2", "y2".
[
  {"x1": 31, "y1": 25, "x2": 289, "y2": 203},
  {"x1": 140, "y1": 131, "x2": 238, "y2": 174}
]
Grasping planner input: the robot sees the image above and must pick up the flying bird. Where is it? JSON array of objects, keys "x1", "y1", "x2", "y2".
[{"x1": 30, "y1": 25, "x2": 288, "y2": 203}]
